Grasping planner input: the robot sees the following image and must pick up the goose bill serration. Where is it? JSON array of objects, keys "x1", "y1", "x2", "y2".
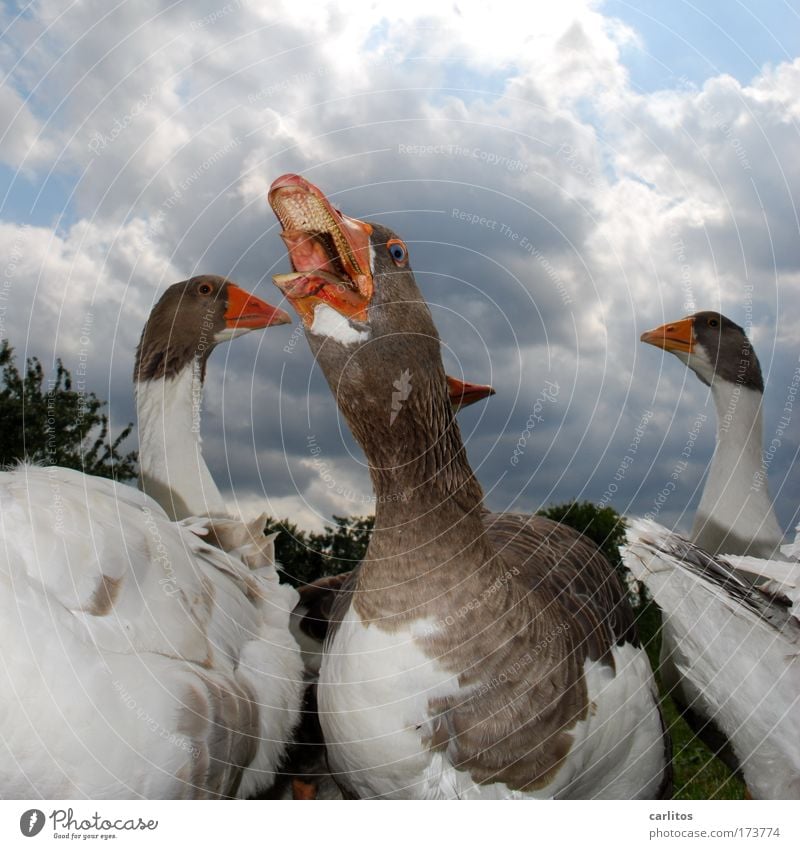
[{"x1": 269, "y1": 174, "x2": 671, "y2": 800}]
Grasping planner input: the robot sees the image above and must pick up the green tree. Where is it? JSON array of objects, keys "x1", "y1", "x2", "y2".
[
  {"x1": 537, "y1": 500, "x2": 627, "y2": 570},
  {"x1": 265, "y1": 514, "x2": 374, "y2": 586},
  {"x1": 0, "y1": 340, "x2": 138, "y2": 481},
  {"x1": 320, "y1": 514, "x2": 374, "y2": 567}
]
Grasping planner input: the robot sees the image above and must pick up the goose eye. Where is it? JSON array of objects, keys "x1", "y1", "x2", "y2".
[
  {"x1": 387, "y1": 239, "x2": 408, "y2": 266},
  {"x1": 708, "y1": 318, "x2": 719, "y2": 327},
  {"x1": 198, "y1": 282, "x2": 213, "y2": 295}
]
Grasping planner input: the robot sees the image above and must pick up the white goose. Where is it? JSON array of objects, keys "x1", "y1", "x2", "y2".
[
  {"x1": 627, "y1": 310, "x2": 798, "y2": 795},
  {"x1": 640, "y1": 312, "x2": 784, "y2": 556},
  {"x1": 623, "y1": 518, "x2": 800, "y2": 798},
  {"x1": 0, "y1": 276, "x2": 304, "y2": 798}
]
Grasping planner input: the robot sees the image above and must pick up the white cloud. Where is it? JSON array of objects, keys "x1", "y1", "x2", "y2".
[
  {"x1": 1, "y1": 0, "x2": 798, "y2": 532},
  {"x1": 0, "y1": 82, "x2": 52, "y2": 169}
]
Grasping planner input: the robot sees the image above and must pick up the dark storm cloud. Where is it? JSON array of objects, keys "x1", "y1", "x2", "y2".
[{"x1": 1, "y1": 1, "x2": 798, "y2": 534}]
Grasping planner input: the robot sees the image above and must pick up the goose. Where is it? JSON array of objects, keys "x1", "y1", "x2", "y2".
[
  {"x1": 623, "y1": 518, "x2": 800, "y2": 798},
  {"x1": 0, "y1": 276, "x2": 304, "y2": 798},
  {"x1": 640, "y1": 312, "x2": 784, "y2": 557},
  {"x1": 639, "y1": 311, "x2": 790, "y2": 778},
  {"x1": 268, "y1": 173, "x2": 671, "y2": 799}
]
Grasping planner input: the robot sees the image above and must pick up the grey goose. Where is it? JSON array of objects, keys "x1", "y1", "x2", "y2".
[{"x1": 267, "y1": 173, "x2": 671, "y2": 800}]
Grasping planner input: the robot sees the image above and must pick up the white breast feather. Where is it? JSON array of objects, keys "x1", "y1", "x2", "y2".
[
  {"x1": 309, "y1": 303, "x2": 370, "y2": 345},
  {"x1": 319, "y1": 604, "x2": 664, "y2": 799}
]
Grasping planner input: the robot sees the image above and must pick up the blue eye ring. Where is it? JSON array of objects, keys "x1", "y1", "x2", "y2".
[{"x1": 387, "y1": 238, "x2": 408, "y2": 266}]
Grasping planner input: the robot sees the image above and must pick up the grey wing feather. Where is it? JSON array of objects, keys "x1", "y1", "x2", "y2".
[{"x1": 424, "y1": 513, "x2": 652, "y2": 793}]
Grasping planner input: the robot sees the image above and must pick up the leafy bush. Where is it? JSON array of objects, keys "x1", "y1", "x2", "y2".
[
  {"x1": 0, "y1": 340, "x2": 137, "y2": 480},
  {"x1": 265, "y1": 514, "x2": 374, "y2": 587}
]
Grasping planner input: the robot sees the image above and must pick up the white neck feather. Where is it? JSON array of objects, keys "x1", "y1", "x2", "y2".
[
  {"x1": 136, "y1": 360, "x2": 228, "y2": 520},
  {"x1": 692, "y1": 380, "x2": 784, "y2": 557}
]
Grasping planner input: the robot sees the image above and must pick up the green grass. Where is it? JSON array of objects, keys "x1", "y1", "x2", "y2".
[
  {"x1": 661, "y1": 693, "x2": 746, "y2": 799},
  {"x1": 636, "y1": 599, "x2": 747, "y2": 800}
]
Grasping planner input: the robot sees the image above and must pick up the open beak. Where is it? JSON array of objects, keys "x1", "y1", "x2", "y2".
[
  {"x1": 640, "y1": 316, "x2": 695, "y2": 354},
  {"x1": 446, "y1": 376, "x2": 496, "y2": 410},
  {"x1": 225, "y1": 283, "x2": 292, "y2": 329},
  {"x1": 268, "y1": 174, "x2": 374, "y2": 324}
]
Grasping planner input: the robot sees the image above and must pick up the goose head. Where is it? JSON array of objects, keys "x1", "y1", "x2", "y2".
[
  {"x1": 135, "y1": 274, "x2": 291, "y2": 383},
  {"x1": 269, "y1": 175, "x2": 489, "y2": 430},
  {"x1": 640, "y1": 310, "x2": 764, "y2": 393}
]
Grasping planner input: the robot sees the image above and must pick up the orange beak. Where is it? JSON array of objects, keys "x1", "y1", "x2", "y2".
[
  {"x1": 268, "y1": 174, "x2": 374, "y2": 324},
  {"x1": 446, "y1": 376, "x2": 496, "y2": 410},
  {"x1": 224, "y1": 283, "x2": 292, "y2": 329},
  {"x1": 640, "y1": 316, "x2": 695, "y2": 354},
  {"x1": 272, "y1": 271, "x2": 369, "y2": 327}
]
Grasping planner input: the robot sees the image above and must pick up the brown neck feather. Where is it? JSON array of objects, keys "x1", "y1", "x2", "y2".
[
  {"x1": 343, "y1": 366, "x2": 483, "y2": 511},
  {"x1": 335, "y1": 363, "x2": 491, "y2": 587}
]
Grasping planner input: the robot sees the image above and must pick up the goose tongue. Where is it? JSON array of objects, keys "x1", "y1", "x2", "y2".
[
  {"x1": 273, "y1": 270, "x2": 369, "y2": 324},
  {"x1": 279, "y1": 231, "x2": 341, "y2": 277}
]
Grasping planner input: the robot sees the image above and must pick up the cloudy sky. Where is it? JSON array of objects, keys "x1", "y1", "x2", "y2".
[{"x1": 2, "y1": 0, "x2": 799, "y2": 535}]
